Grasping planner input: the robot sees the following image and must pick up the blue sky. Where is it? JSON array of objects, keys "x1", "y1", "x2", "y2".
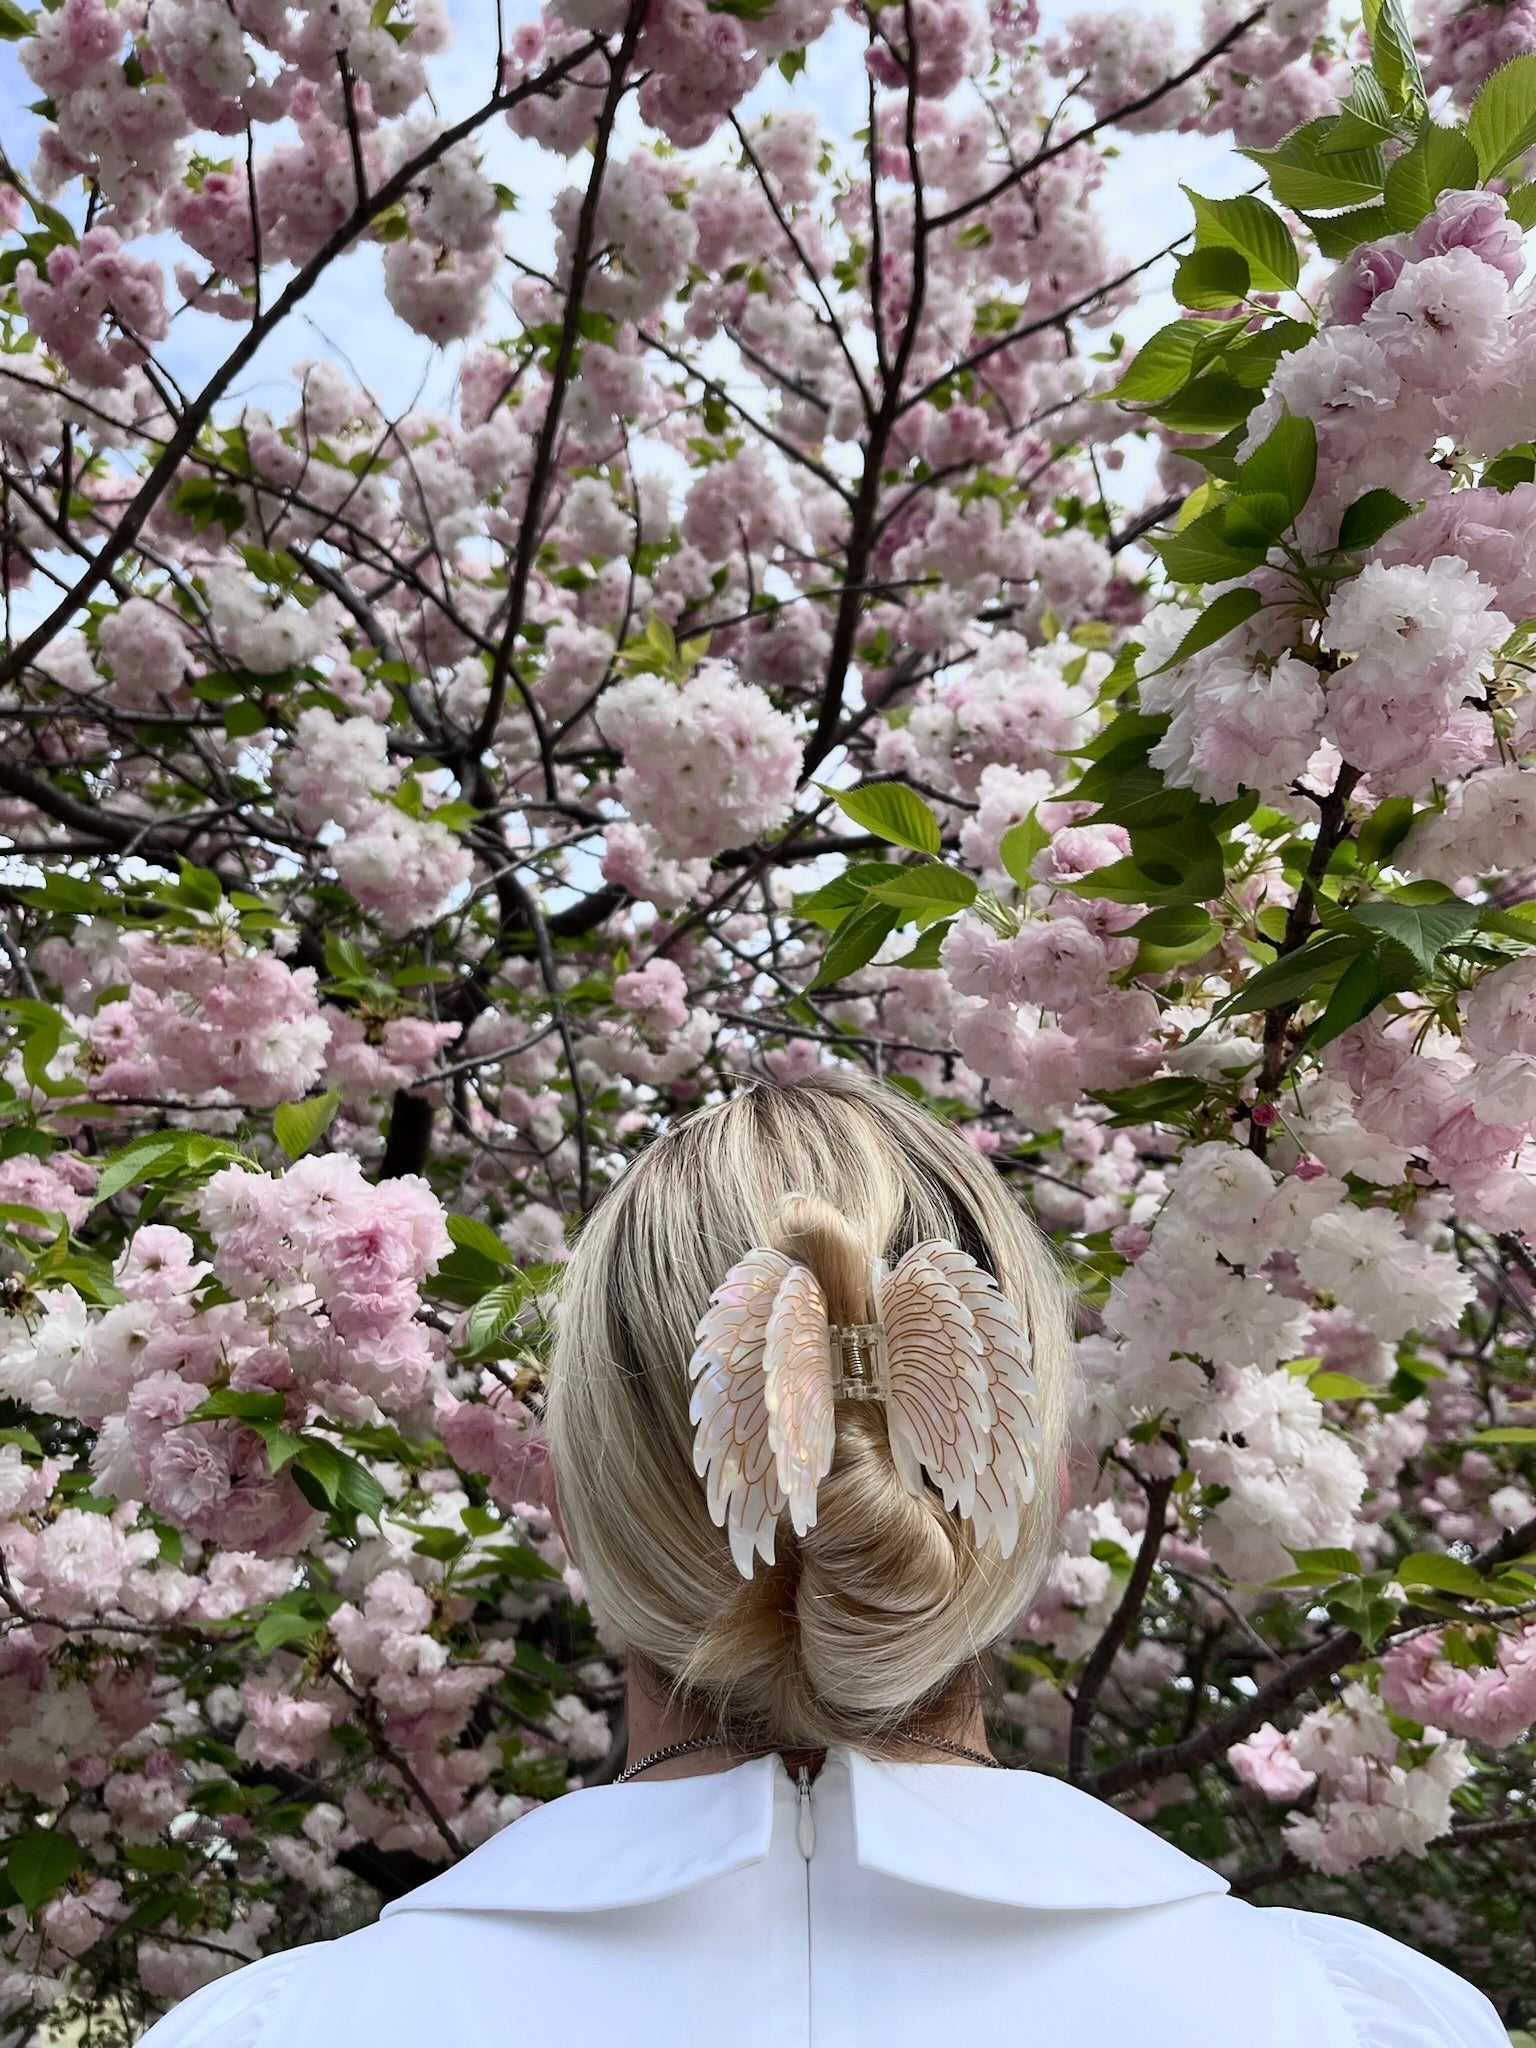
[{"x1": 0, "y1": 0, "x2": 1254, "y2": 429}]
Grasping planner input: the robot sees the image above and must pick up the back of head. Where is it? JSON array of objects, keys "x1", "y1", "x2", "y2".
[{"x1": 545, "y1": 1074, "x2": 1075, "y2": 1753}]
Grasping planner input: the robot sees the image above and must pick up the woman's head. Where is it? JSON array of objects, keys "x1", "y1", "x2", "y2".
[{"x1": 544, "y1": 1074, "x2": 1075, "y2": 1752}]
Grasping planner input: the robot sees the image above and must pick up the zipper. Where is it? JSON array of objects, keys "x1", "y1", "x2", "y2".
[{"x1": 797, "y1": 1763, "x2": 814, "y2": 2048}]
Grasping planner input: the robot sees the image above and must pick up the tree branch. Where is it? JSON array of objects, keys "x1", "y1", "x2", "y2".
[{"x1": 1069, "y1": 1475, "x2": 1174, "y2": 1783}]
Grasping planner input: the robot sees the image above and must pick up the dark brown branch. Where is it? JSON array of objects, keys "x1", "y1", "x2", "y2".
[
  {"x1": 1089, "y1": 1626, "x2": 1361, "y2": 1801},
  {"x1": 804, "y1": 8, "x2": 929, "y2": 772},
  {"x1": 378, "y1": 1090, "x2": 436, "y2": 1181},
  {"x1": 472, "y1": 2, "x2": 649, "y2": 764},
  {"x1": 1250, "y1": 760, "x2": 1362, "y2": 1151},
  {"x1": 927, "y1": 7, "x2": 1268, "y2": 234},
  {"x1": 1069, "y1": 1476, "x2": 1174, "y2": 1783}
]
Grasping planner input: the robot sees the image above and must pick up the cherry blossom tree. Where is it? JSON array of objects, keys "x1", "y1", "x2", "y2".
[{"x1": 2, "y1": 0, "x2": 1536, "y2": 2030}]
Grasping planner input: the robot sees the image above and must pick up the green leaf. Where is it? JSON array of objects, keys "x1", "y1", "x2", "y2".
[
  {"x1": 190, "y1": 1389, "x2": 288, "y2": 1425},
  {"x1": 811, "y1": 901, "x2": 901, "y2": 987},
  {"x1": 0, "y1": 1201, "x2": 65, "y2": 1233},
  {"x1": 463, "y1": 1282, "x2": 527, "y2": 1356},
  {"x1": 272, "y1": 1087, "x2": 340, "y2": 1162},
  {"x1": 998, "y1": 812, "x2": 1050, "y2": 888},
  {"x1": 407, "y1": 1526, "x2": 470, "y2": 1564},
  {"x1": 1307, "y1": 1370, "x2": 1388, "y2": 1401},
  {"x1": 1321, "y1": 65, "x2": 1399, "y2": 152},
  {"x1": 1289, "y1": 1545, "x2": 1364, "y2": 1578},
  {"x1": 1090, "y1": 1075, "x2": 1209, "y2": 1124},
  {"x1": 1128, "y1": 905, "x2": 1221, "y2": 970},
  {"x1": 4, "y1": 1831, "x2": 80, "y2": 1914},
  {"x1": 1222, "y1": 318, "x2": 1315, "y2": 388},
  {"x1": 1482, "y1": 443, "x2": 1536, "y2": 492},
  {"x1": 1070, "y1": 820, "x2": 1225, "y2": 907},
  {"x1": 1181, "y1": 427, "x2": 1249, "y2": 482},
  {"x1": 888, "y1": 921, "x2": 954, "y2": 969},
  {"x1": 20, "y1": 1009, "x2": 62, "y2": 1092},
  {"x1": 252, "y1": 1421, "x2": 303, "y2": 1474},
  {"x1": 1245, "y1": 120, "x2": 1387, "y2": 211},
  {"x1": 1362, "y1": 0, "x2": 1425, "y2": 111},
  {"x1": 446, "y1": 1214, "x2": 517, "y2": 1270},
  {"x1": 1396, "y1": 1552, "x2": 1491, "y2": 1598},
  {"x1": 1325, "y1": 1574, "x2": 1402, "y2": 1649},
  {"x1": 1105, "y1": 320, "x2": 1221, "y2": 404},
  {"x1": 1297, "y1": 203, "x2": 1393, "y2": 259},
  {"x1": 92, "y1": 1133, "x2": 196, "y2": 1205},
  {"x1": 1467, "y1": 54, "x2": 1536, "y2": 179},
  {"x1": 1381, "y1": 120, "x2": 1480, "y2": 232},
  {"x1": 1181, "y1": 188, "x2": 1301, "y2": 291},
  {"x1": 1151, "y1": 371, "x2": 1259, "y2": 435},
  {"x1": 864, "y1": 864, "x2": 978, "y2": 916},
  {"x1": 175, "y1": 858, "x2": 223, "y2": 914},
  {"x1": 1126, "y1": 904, "x2": 1221, "y2": 947},
  {"x1": 794, "y1": 866, "x2": 888, "y2": 930},
  {"x1": 223, "y1": 699, "x2": 268, "y2": 740},
  {"x1": 1172, "y1": 246, "x2": 1251, "y2": 310},
  {"x1": 0, "y1": 2, "x2": 36, "y2": 41},
  {"x1": 1219, "y1": 931, "x2": 1364, "y2": 1015},
  {"x1": 456, "y1": 1539, "x2": 562, "y2": 1584},
  {"x1": 252, "y1": 1588, "x2": 344, "y2": 1654},
  {"x1": 293, "y1": 1439, "x2": 387, "y2": 1524},
  {"x1": 829, "y1": 782, "x2": 942, "y2": 855},
  {"x1": 1236, "y1": 412, "x2": 1317, "y2": 521},
  {"x1": 1306, "y1": 947, "x2": 1398, "y2": 1050},
  {"x1": 1356, "y1": 795, "x2": 1417, "y2": 867},
  {"x1": 1505, "y1": 182, "x2": 1536, "y2": 231},
  {"x1": 1472, "y1": 1426, "x2": 1536, "y2": 1444},
  {"x1": 1338, "y1": 488, "x2": 1414, "y2": 551},
  {"x1": 1073, "y1": 704, "x2": 1167, "y2": 763},
  {"x1": 1144, "y1": 589, "x2": 1265, "y2": 678},
  {"x1": 1222, "y1": 491, "x2": 1296, "y2": 549},
  {"x1": 1346, "y1": 898, "x2": 1478, "y2": 973},
  {"x1": 1154, "y1": 510, "x2": 1269, "y2": 585},
  {"x1": 1481, "y1": 901, "x2": 1536, "y2": 942}
]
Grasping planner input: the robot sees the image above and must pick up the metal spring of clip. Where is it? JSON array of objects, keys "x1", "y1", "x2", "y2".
[{"x1": 830, "y1": 1321, "x2": 888, "y2": 1401}]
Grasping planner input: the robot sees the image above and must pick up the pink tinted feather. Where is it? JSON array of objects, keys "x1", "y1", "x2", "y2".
[
  {"x1": 879, "y1": 1241, "x2": 994, "y2": 1520},
  {"x1": 688, "y1": 1248, "x2": 793, "y2": 1576},
  {"x1": 763, "y1": 1263, "x2": 836, "y2": 1538},
  {"x1": 954, "y1": 1265, "x2": 1039, "y2": 1557}
]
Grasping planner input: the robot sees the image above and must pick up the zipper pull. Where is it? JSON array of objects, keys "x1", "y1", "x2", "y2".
[{"x1": 796, "y1": 1764, "x2": 816, "y2": 1860}]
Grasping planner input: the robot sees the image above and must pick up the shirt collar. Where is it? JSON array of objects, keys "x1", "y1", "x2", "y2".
[{"x1": 380, "y1": 1750, "x2": 1228, "y2": 1917}]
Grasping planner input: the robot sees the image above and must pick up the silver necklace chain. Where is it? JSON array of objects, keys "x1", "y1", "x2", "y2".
[{"x1": 615, "y1": 1733, "x2": 1004, "y2": 1786}]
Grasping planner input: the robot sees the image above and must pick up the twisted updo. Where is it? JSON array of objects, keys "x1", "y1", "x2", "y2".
[{"x1": 544, "y1": 1074, "x2": 1075, "y2": 1752}]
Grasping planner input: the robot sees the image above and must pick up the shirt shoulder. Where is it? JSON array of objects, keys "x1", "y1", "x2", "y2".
[
  {"x1": 1263, "y1": 1907, "x2": 1509, "y2": 2047},
  {"x1": 135, "y1": 1949, "x2": 308, "y2": 2048}
]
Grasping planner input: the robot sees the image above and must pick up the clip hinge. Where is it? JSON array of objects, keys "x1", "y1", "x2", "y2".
[{"x1": 830, "y1": 1321, "x2": 887, "y2": 1401}]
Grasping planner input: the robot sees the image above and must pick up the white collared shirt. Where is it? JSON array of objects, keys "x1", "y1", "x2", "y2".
[{"x1": 139, "y1": 1750, "x2": 1507, "y2": 2047}]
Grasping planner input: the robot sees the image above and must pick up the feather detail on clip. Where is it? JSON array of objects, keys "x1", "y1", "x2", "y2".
[
  {"x1": 688, "y1": 1248, "x2": 794, "y2": 1576},
  {"x1": 876, "y1": 1241, "x2": 1039, "y2": 1557},
  {"x1": 763, "y1": 1263, "x2": 836, "y2": 1540},
  {"x1": 880, "y1": 1242, "x2": 992, "y2": 1521},
  {"x1": 687, "y1": 1238, "x2": 1040, "y2": 1579}
]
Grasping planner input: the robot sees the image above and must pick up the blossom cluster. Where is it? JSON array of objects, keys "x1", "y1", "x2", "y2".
[{"x1": 3, "y1": 0, "x2": 1536, "y2": 2027}]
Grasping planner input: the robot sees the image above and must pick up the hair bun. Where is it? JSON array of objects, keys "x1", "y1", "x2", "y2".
[
  {"x1": 544, "y1": 1074, "x2": 1074, "y2": 1752},
  {"x1": 765, "y1": 1192, "x2": 874, "y2": 1328}
]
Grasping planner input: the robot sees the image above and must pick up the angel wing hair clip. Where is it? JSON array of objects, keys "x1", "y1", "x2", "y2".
[{"x1": 687, "y1": 1239, "x2": 1041, "y2": 1579}]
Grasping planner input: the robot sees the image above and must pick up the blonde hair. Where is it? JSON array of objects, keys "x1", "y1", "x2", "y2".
[{"x1": 544, "y1": 1074, "x2": 1075, "y2": 1752}]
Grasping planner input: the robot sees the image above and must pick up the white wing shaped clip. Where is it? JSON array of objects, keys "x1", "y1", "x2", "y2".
[
  {"x1": 687, "y1": 1238, "x2": 1041, "y2": 1579},
  {"x1": 879, "y1": 1239, "x2": 1040, "y2": 1556},
  {"x1": 689, "y1": 1250, "x2": 835, "y2": 1577}
]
